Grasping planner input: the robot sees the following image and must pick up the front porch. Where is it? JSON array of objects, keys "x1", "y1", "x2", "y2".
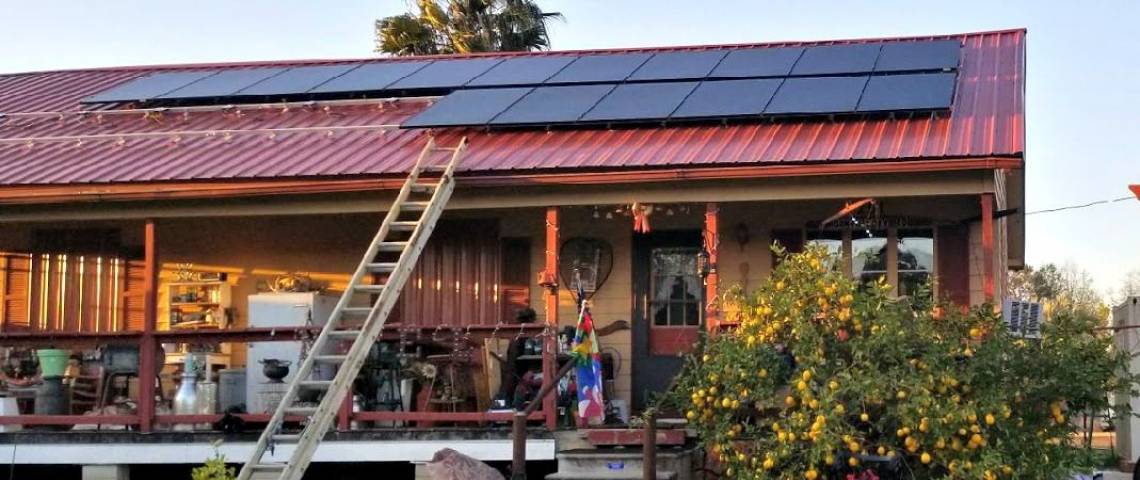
[{"x1": 0, "y1": 175, "x2": 1009, "y2": 466}]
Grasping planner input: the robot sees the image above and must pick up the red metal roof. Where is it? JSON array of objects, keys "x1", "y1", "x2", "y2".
[{"x1": 0, "y1": 29, "x2": 1024, "y2": 187}]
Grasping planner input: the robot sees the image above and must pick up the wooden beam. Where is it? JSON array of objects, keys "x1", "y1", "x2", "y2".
[
  {"x1": 138, "y1": 219, "x2": 158, "y2": 433},
  {"x1": 704, "y1": 203, "x2": 720, "y2": 333},
  {"x1": 980, "y1": 193, "x2": 996, "y2": 302},
  {"x1": 542, "y1": 206, "x2": 559, "y2": 430},
  {"x1": 0, "y1": 157, "x2": 1022, "y2": 206}
]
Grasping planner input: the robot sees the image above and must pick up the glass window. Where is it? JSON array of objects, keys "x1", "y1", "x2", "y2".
[
  {"x1": 897, "y1": 228, "x2": 934, "y2": 297},
  {"x1": 650, "y1": 248, "x2": 702, "y2": 326},
  {"x1": 851, "y1": 229, "x2": 889, "y2": 285},
  {"x1": 806, "y1": 230, "x2": 843, "y2": 268}
]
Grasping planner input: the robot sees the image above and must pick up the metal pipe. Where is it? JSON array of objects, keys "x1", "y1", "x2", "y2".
[{"x1": 512, "y1": 359, "x2": 575, "y2": 480}]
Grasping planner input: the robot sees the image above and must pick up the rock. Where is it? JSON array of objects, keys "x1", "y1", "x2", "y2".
[{"x1": 424, "y1": 448, "x2": 504, "y2": 480}]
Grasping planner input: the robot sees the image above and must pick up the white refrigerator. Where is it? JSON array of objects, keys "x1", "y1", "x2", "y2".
[{"x1": 246, "y1": 292, "x2": 339, "y2": 413}]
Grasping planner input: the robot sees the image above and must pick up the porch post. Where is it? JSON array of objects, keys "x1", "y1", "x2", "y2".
[
  {"x1": 139, "y1": 219, "x2": 158, "y2": 433},
  {"x1": 980, "y1": 193, "x2": 995, "y2": 303},
  {"x1": 542, "y1": 207, "x2": 560, "y2": 430},
  {"x1": 704, "y1": 203, "x2": 720, "y2": 333}
]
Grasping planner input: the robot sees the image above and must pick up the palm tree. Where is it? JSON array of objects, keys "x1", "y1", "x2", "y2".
[{"x1": 375, "y1": 0, "x2": 562, "y2": 56}]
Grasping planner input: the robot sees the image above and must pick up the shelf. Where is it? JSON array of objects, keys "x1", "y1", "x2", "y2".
[
  {"x1": 170, "y1": 321, "x2": 224, "y2": 330},
  {"x1": 170, "y1": 302, "x2": 220, "y2": 307}
]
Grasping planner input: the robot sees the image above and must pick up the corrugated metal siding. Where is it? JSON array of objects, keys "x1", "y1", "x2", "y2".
[{"x1": 0, "y1": 30, "x2": 1024, "y2": 187}]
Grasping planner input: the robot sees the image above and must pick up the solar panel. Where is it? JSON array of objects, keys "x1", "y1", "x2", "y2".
[
  {"x1": 874, "y1": 40, "x2": 961, "y2": 72},
  {"x1": 856, "y1": 72, "x2": 956, "y2": 112},
  {"x1": 309, "y1": 61, "x2": 430, "y2": 94},
  {"x1": 765, "y1": 76, "x2": 869, "y2": 114},
  {"x1": 236, "y1": 64, "x2": 358, "y2": 96},
  {"x1": 580, "y1": 82, "x2": 699, "y2": 122},
  {"x1": 544, "y1": 53, "x2": 653, "y2": 84},
  {"x1": 490, "y1": 84, "x2": 616, "y2": 125},
  {"x1": 671, "y1": 78, "x2": 783, "y2": 119},
  {"x1": 467, "y1": 56, "x2": 578, "y2": 87},
  {"x1": 157, "y1": 68, "x2": 286, "y2": 99},
  {"x1": 387, "y1": 58, "x2": 503, "y2": 90},
  {"x1": 402, "y1": 87, "x2": 533, "y2": 128},
  {"x1": 708, "y1": 47, "x2": 804, "y2": 78},
  {"x1": 790, "y1": 44, "x2": 882, "y2": 76},
  {"x1": 627, "y1": 51, "x2": 728, "y2": 81},
  {"x1": 82, "y1": 71, "x2": 218, "y2": 103}
]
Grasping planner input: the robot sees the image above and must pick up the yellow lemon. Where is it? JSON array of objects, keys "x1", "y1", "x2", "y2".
[{"x1": 921, "y1": 452, "x2": 932, "y2": 464}]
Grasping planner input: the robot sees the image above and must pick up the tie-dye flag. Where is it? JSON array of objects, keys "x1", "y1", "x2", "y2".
[{"x1": 571, "y1": 290, "x2": 605, "y2": 426}]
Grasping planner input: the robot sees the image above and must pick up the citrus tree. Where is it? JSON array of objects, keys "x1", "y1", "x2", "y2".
[{"x1": 668, "y1": 246, "x2": 1135, "y2": 480}]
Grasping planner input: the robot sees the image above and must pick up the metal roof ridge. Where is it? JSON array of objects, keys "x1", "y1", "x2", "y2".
[{"x1": 0, "y1": 28, "x2": 1026, "y2": 78}]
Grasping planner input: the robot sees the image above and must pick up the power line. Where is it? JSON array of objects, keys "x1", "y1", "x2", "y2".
[{"x1": 1025, "y1": 195, "x2": 1136, "y2": 216}]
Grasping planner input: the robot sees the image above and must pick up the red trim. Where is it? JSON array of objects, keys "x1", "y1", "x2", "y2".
[
  {"x1": 980, "y1": 194, "x2": 996, "y2": 302},
  {"x1": 352, "y1": 411, "x2": 545, "y2": 422},
  {"x1": 0, "y1": 415, "x2": 139, "y2": 426},
  {"x1": 1130, "y1": 185, "x2": 1140, "y2": 200},
  {"x1": 542, "y1": 207, "x2": 559, "y2": 430},
  {"x1": 0, "y1": 158, "x2": 1023, "y2": 205}
]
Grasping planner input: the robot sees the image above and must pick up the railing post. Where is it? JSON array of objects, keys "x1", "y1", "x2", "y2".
[
  {"x1": 541, "y1": 206, "x2": 560, "y2": 430},
  {"x1": 980, "y1": 193, "x2": 995, "y2": 302},
  {"x1": 704, "y1": 203, "x2": 720, "y2": 333},
  {"x1": 643, "y1": 410, "x2": 657, "y2": 480},
  {"x1": 139, "y1": 219, "x2": 158, "y2": 433},
  {"x1": 511, "y1": 411, "x2": 527, "y2": 480}
]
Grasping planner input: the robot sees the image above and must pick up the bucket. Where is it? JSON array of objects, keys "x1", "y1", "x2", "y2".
[{"x1": 36, "y1": 349, "x2": 70, "y2": 377}]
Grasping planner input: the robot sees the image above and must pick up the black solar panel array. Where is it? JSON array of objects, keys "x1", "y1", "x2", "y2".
[{"x1": 81, "y1": 38, "x2": 961, "y2": 128}]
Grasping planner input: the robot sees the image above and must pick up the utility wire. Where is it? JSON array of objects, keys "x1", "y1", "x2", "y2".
[{"x1": 1025, "y1": 195, "x2": 1136, "y2": 216}]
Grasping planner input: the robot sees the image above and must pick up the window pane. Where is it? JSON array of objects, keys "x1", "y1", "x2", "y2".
[
  {"x1": 852, "y1": 229, "x2": 888, "y2": 284},
  {"x1": 649, "y1": 247, "x2": 702, "y2": 327},
  {"x1": 897, "y1": 229, "x2": 934, "y2": 297}
]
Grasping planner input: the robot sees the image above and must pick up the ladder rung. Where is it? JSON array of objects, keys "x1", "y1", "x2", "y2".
[
  {"x1": 402, "y1": 201, "x2": 430, "y2": 211},
  {"x1": 389, "y1": 221, "x2": 419, "y2": 231},
  {"x1": 284, "y1": 406, "x2": 317, "y2": 416},
  {"x1": 327, "y1": 330, "x2": 363, "y2": 339},
  {"x1": 431, "y1": 147, "x2": 459, "y2": 152},
  {"x1": 354, "y1": 284, "x2": 386, "y2": 293},
  {"x1": 251, "y1": 463, "x2": 287, "y2": 471},
  {"x1": 272, "y1": 434, "x2": 301, "y2": 442},
  {"x1": 377, "y1": 241, "x2": 409, "y2": 252},
  {"x1": 299, "y1": 380, "x2": 333, "y2": 390},
  {"x1": 365, "y1": 262, "x2": 397, "y2": 273},
  {"x1": 342, "y1": 307, "x2": 372, "y2": 316},
  {"x1": 313, "y1": 354, "x2": 347, "y2": 363},
  {"x1": 410, "y1": 184, "x2": 436, "y2": 193}
]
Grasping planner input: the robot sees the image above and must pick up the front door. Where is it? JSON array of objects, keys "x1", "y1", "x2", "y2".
[{"x1": 631, "y1": 230, "x2": 704, "y2": 411}]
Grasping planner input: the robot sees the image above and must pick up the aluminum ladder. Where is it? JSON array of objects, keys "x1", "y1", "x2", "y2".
[{"x1": 236, "y1": 137, "x2": 468, "y2": 480}]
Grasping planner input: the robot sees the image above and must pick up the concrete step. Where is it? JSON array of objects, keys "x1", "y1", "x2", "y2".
[{"x1": 556, "y1": 448, "x2": 693, "y2": 477}]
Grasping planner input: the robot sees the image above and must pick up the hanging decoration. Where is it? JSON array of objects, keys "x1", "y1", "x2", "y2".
[
  {"x1": 632, "y1": 202, "x2": 653, "y2": 233},
  {"x1": 570, "y1": 282, "x2": 605, "y2": 426},
  {"x1": 559, "y1": 237, "x2": 614, "y2": 303}
]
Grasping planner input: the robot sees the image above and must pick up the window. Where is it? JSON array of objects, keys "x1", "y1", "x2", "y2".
[
  {"x1": 650, "y1": 248, "x2": 703, "y2": 327},
  {"x1": 896, "y1": 229, "x2": 934, "y2": 297},
  {"x1": 781, "y1": 226, "x2": 936, "y2": 298}
]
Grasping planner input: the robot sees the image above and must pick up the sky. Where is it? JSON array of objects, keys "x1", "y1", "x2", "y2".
[{"x1": 1, "y1": 0, "x2": 1137, "y2": 298}]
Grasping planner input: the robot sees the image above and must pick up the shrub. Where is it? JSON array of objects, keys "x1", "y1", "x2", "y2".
[
  {"x1": 668, "y1": 246, "x2": 1135, "y2": 480},
  {"x1": 192, "y1": 443, "x2": 236, "y2": 480}
]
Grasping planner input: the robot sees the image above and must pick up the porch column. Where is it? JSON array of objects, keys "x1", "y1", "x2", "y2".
[
  {"x1": 139, "y1": 219, "x2": 158, "y2": 433},
  {"x1": 704, "y1": 203, "x2": 720, "y2": 333},
  {"x1": 542, "y1": 207, "x2": 560, "y2": 430},
  {"x1": 980, "y1": 193, "x2": 995, "y2": 303}
]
